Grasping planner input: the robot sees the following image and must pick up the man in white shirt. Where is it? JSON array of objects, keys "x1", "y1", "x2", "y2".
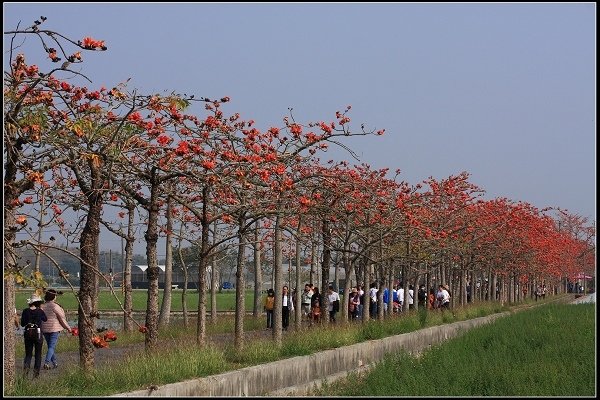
[
  {"x1": 327, "y1": 285, "x2": 340, "y2": 323},
  {"x1": 437, "y1": 284, "x2": 451, "y2": 309},
  {"x1": 396, "y1": 284, "x2": 404, "y2": 313},
  {"x1": 408, "y1": 285, "x2": 414, "y2": 310},
  {"x1": 369, "y1": 283, "x2": 378, "y2": 318},
  {"x1": 301, "y1": 284, "x2": 313, "y2": 322},
  {"x1": 282, "y1": 285, "x2": 294, "y2": 330}
]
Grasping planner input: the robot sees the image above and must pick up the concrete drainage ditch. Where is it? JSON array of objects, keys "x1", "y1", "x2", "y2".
[{"x1": 114, "y1": 310, "x2": 510, "y2": 397}]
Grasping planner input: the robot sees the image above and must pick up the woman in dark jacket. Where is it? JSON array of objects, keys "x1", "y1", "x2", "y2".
[{"x1": 21, "y1": 293, "x2": 47, "y2": 378}]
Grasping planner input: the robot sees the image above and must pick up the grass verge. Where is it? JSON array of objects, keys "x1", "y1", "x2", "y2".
[{"x1": 317, "y1": 302, "x2": 595, "y2": 396}]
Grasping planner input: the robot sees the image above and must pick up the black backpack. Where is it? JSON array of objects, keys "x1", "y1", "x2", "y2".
[{"x1": 24, "y1": 323, "x2": 42, "y2": 341}]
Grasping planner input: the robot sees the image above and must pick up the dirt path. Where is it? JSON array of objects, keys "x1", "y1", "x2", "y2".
[{"x1": 20, "y1": 326, "x2": 279, "y2": 381}]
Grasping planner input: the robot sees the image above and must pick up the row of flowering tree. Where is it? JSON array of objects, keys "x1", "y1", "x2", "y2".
[
  {"x1": 4, "y1": 18, "x2": 595, "y2": 391},
  {"x1": 3, "y1": 18, "x2": 384, "y2": 385}
]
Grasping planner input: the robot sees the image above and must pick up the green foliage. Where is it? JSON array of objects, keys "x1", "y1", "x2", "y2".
[{"x1": 11, "y1": 269, "x2": 48, "y2": 293}]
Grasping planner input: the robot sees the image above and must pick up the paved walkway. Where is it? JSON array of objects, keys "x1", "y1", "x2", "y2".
[
  {"x1": 571, "y1": 292, "x2": 596, "y2": 304},
  {"x1": 18, "y1": 326, "x2": 277, "y2": 381}
]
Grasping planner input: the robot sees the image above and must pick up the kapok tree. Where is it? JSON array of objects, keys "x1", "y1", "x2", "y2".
[{"x1": 3, "y1": 17, "x2": 115, "y2": 381}]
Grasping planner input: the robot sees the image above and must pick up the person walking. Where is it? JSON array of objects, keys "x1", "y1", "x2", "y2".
[
  {"x1": 264, "y1": 289, "x2": 275, "y2": 329},
  {"x1": 327, "y1": 285, "x2": 340, "y2": 323},
  {"x1": 369, "y1": 282, "x2": 378, "y2": 318},
  {"x1": 301, "y1": 284, "x2": 313, "y2": 322},
  {"x1": 310, "y1": 286, "x2": 322, "y2": 325},
  {"x1": 21, "y1": 293, "x2": 47, "y2": 378},
  {"x1": 357, "y1": 285, "x2": 365, "y2": 319},
  {"x1": 437, "y1": 284, "x2": 451, "y2": 310},
  {"x1": 407, "y1": 285, "x2": 415, "y2": 310},
  {"x1": 396, "y1": 283, "x2": 404, "y2": 313},
  {"x1": 348, "y1": 287, "x2": 360, "y2": 320},
  {"x1": 282, "y1": 285, "x2": 294, "y2": 331},
  {"x1": 417, "y1": 284, "x2": 427, "y2": 308},
  {"x1": 40, "y1": 289, "x2": 72, "y2": 370},
  {"x1": 428, "y1": 288, "x2": 436, "y2": 310}
]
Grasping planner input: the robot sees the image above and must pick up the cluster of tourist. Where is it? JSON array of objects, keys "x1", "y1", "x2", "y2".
[
  {"x1": 534, "y1": 284, "x2": 547, "y2": 301},
  {"x1": 263, "y1": 282, "x2": 454, "y2": 329}
]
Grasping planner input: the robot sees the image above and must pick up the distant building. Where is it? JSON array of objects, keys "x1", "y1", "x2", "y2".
[{"x1": 130, "y1": 265, "x2": 200, "y2": 289}]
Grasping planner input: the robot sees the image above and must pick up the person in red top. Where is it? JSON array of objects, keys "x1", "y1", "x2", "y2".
[
  {"x1": 40, "y1": 289, "x2": 72, "y2": 370},
  {"x1": 428, "y1": 288, "x2": 436, "y2": 310}
]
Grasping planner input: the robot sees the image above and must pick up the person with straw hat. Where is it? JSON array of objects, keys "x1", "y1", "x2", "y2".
[{"x1": 20, "y1": 293, "x2": 47, "y2": 378}]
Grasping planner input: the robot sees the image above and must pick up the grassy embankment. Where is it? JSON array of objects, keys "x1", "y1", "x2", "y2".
[{"x1": 317, "y1": 302, "x2": 596, "y2": 397}]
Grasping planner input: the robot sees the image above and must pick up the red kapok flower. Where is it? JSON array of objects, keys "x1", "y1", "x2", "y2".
[
  {"x1": 81, "y1": 37, "x2": 106, "y2": 50},
  {"x1": 202, "y1": 160, "x2": 216, "y2": 170},
  {"x1": 91, "y1": 336, "x2": 109, "y2": 348},
  {"x1": 299, "y1": 196, "x2": 311, "y2": 207},
  {"x1": 156, "y1": 135, "x2": 171, "y2": 146},
  {"x1": 103, "y1": 330, "x2": 117, "y2": 342}
]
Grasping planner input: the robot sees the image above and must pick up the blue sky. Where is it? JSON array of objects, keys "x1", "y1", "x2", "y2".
[{"x1": 4, "y1": 3, "x2": 596, "y2": 254}]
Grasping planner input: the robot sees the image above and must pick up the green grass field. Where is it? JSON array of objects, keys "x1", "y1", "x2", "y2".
[
  {"x1": 15, "y1": 288, "x2": 259, "y2": 312},
  {"x1": 317, "y1": 303, "x2": 596, "y2": 396}
]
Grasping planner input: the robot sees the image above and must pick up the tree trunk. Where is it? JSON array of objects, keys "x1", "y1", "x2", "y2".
[
  {"x1": 377, "y1": 263, "x2": 385, "y2": 321},
  {"x1": 460, "y1": 267, "x2": 467, "y2": 306},
  {"x1": 143, "y1": 177, "x2": 160, "y2": 353},
  {"x1": 253, "y1": 222, "x2": 262, "y2": 317},
  {"x1": 411, "y1": 274, "x2": 419, "y2": 312},
  {"x1": 341, "y1": 244, "x2": 351, "y2": 323},
  {"x1": 177, "y1": 225, "x2": 189, "y2": 328},
  {"x1": 210, "y1": 220, "x2": 218, "y2": 323},
  {"x1": 234, "y1": 215, "x2": 247, "y2": 351},
  {"x1": 3, "y1": 187, "x2": 19, "y2": 388},
  {"x1": 78, "y1": 190, "x2": 102, "y2": 372},
  {"x1": 294, "y1": 218, "x2": 302, "y2": 330},
  {"x1": 3, "y1": 275, "x2": 17, "y2": 389},
  {"x1": 491, "y1": 272, "x2": 498, "y2": 303},
  {"x1": 159, "y1": 195, "x2": 174, "y2": 326},
  {"x1": 310, "y1": 227, "x2": 317, "y2": 285},
  {"x1": 321, "y1": 219, "x2": 331, "y2": 324},
  {"x1": 362, "y1": 256, "x2": 370, "y2": 322},
  {"x1": 196, "y1": 186, "x2": 210, "y2": 346},
  {"x1": 123, "y1": 203, "x2": 135, "y2": 332},
  {"x1": 387, "y1": 267, "x2": 393, "y2": 316},
  {"x1": 272, "y1": 215, "x2": 283, "y2": 346}
]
